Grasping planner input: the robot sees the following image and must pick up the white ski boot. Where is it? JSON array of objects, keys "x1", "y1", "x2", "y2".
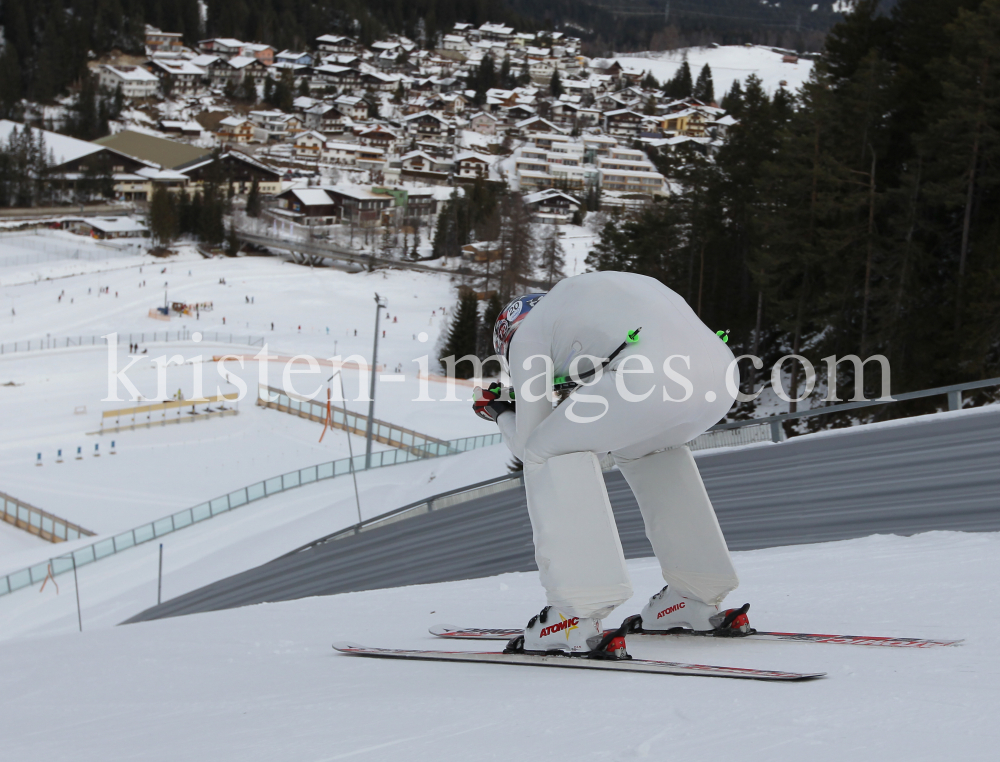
[
  {"x1": 635, "y1": 585, "x2": 753, "y2": 636},
  {"x1": 519, "y1": 605, "x2": 605, "y2": 654}
]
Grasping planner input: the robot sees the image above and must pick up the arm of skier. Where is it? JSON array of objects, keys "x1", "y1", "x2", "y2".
[{"x1": 498, "y1": 331, "x2": 552, "y2": 464}]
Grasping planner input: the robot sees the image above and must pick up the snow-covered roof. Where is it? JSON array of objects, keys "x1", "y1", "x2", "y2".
[
  {"x1": 153, "y1": 60, "x2": 206, "y2": 75},
  {"x1": 316, "y1": 34, "x2": 353, "y2": 44},
  {"x1": 219, "y1": 116, "x2": 252, "y2": 127},
  {"x1": 479, "y1": 23, "x2": 514, "y2": 35},
  {"x1": 227, "y1": 56, "x2": 257, "y2": 69},
  {"x1": 190, "y1": 55, "x2": 220, "y2": 67},
  {"x1": 294, "y1": 130, "x2": 327, "y2": 142},
  {"x1": 287, "y1": 188, "x2": 335, "y2": 205},
  {"x1": 205, "y1": 37, "x2": 244, "y2": 48},
  {"x1": 85, "y1": 217, "x2": 148, "y2": 233},
  {"x1": 323, "y1": 185, "x2": 390, "y2": 201},
  {"x1": 523, "y1": 188, "x2": 580, "y2": 205},
  {"x1": 101, "y1": 65, "x2": 159, "y2": 82},
  {"x1": 454, "y1": 151, "x2": 490, "y2": 163}
]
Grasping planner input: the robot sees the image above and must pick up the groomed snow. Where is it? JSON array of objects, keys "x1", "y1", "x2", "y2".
[
  {"x1": 1, "y1": 530, "x2": 995, "y2": 760},
  {"x1": 611, "y1": 45, "x2": 814, "y2": 95}
]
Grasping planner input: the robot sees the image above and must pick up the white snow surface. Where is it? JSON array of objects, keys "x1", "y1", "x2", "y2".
[
  {"x1": 1, "y1": 530, "x2": 997, "y2": 760},
  {"x1": 610, "y1": 45, "x2": 814, "y2": 95}
]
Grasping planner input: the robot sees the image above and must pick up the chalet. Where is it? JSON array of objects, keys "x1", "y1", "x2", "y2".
[
  {"x1": 441, "y1": 35, "x2": 471, "y2": 52},
  {"x1": 334, "y1": 95, "x2": 368, "y2": 121},
  {"x1": 249, "y1": 109, "x2": 291, "y2": 138},
  {"x1": 206, "y1": 57, "x2": 244, "y2": 87},
  {"x1": 504, "y1": 104, "x2": 536, "y2": 123},
  {"x1": 454, "y1": 152, "x2": 490, "y2": 179},
  {"x1": 604, "y1": 109, "x2": 644, "y2": 137},
  {"x1": 293, "y1": 131, "x2": 326, "y2": 162},
  {"x1": 522, "y1": 188, "x2": 581, "y2": 224},
  {"x1": 514, "y1": 116, "x2": 563, "y2": 134},
  {"x1": 273, "y1": 188, "x2": 339, "y2": 225},
  {"x1": 325, "y1": 186, "x2": 395, "y2": 226},
  {"x1": 278, "y1": 114, "x2": 306, "y2": 137},
  {"x1": 98, "y1": 65, "x2": 159, "y2": 99},
  {"x1": 198, "y1": 38, "x2": 245, "y2": 57},
  {"x1": 401, "y1": 111, "x2": 452, "y2": 140},
  {"x1": 304, "y1": 104, "x2": 346, "y2": 134},
  {"x1": 312, "y1": 65, "x2": 360, "y2": 89},
  {"x1": 227, "y1": 56, "x2": 269, "y2": 82},
  {"x1": 400, "y1": 150, "x2": 450, "y2": 174},
  {"x1": 69, "y1": 216, "x2": 149, "y2": 239},
  {"x1": 176, "y1": 150, "x2": 282, "y2": 196},
  {"x1": 148, "y1": 59, "x2": 206, "y2": 95},
  {"x1": 402, "y1": 188, "x2": 437, "y2": 219},
  {"x1": 217, "y1": 117, "x2": 258, "y2": 144},
  {"x1": 242, "y1": 44, "x2": 275, "y2": 66},
  {"x1": 360, "y1": 71, "x2": 398, "y2": 92},
  {"x1": 145, "y1": 28, "x2": 184, "y2": 53},
  {"x1": 469, "y1": 111, "x2": 499, "y2": 135},
  {"x1": 357, "y1": 127, "x2": 400, "y2": 151},
  {"x1": 315, "y1": 35, "x2": 357, "y2": 55},
  {"x1": 661, "y1": 108, "x2": 707, "y2": 137},
  {"x1": 479, "y1": 22, "x2": 514, "y2": 41},
  {"x1": 323, "y1": 140, "x2": 363, "y2": 165}
]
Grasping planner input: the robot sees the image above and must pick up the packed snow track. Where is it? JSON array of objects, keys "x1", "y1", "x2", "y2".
[{"x1": 127, "y1": 407, "x2": 1000, "y2": 624}]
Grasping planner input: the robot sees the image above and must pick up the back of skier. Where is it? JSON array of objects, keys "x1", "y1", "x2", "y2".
[{"x1": 473, "y1": 271, "x2": 751, "y2": 655}]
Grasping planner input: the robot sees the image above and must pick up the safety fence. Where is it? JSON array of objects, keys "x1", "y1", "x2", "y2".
[
  {"x1": 257, "y1": 384, "x2": 454, "y2": 457},
  {"x1": 0, "y1": 430, "x2": 504, "y2": 598},
  {"x1": 0, "y1": 331, "x2": 266, "y2": 355},
  {"x1": 1, "y1": 490, "x2": 96, "y2": 544}
]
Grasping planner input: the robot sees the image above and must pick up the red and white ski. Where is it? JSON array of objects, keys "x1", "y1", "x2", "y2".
[
  {"x1": 429, "y1": 624, "x2": 963, "y2": 649},
  {"x1": 333, "y1": 642, "x2": 825, "y2": 681}
]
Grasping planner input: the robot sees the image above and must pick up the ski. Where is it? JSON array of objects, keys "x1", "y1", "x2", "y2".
[
  {"x1": 429, "y1": 624, "x2": 963, "y2": 649},
  {"x1": 333, "y1": 642, "x2": 824, "y2": 681}
]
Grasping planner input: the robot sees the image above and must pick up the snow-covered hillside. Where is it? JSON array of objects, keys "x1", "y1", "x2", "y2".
[
  {"x1": 1, "y1": 530, "x2": 995, "y2": 761},
  {"x1": 608, "y1": 45, "x2": 814, "y2": 95}
]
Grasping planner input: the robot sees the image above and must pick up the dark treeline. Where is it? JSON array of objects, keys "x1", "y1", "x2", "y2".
[{"x1": 588, "y1": 0, "x2": 1000, "y2": 421}]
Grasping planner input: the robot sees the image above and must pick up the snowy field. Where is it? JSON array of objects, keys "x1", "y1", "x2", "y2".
[
  {"x1": 1, "y1": 530, "x2": 996, "y2": 761},
  {"x1": 0, "y1": 239, "x2": 499, "y2": 577},
  {"x1": 610, "y1": 45, "x2": 815, "y2": 95}
]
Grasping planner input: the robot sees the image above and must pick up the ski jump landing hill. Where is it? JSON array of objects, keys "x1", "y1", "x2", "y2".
[{"x1": 128, "y1": 404, "x2": 1000, "y2": 624}]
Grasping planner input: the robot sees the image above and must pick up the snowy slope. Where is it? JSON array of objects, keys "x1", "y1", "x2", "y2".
[
  {"x1": 0, "y1": 530, "x2": 995, "y2": 761},
  {"x1": 609, "y1": 45, "x2": 814, "y2": 95}
]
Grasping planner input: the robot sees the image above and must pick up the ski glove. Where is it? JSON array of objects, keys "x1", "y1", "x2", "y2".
[{"x1": 473, "y1": 383, "x2": 515, "y2": 424}]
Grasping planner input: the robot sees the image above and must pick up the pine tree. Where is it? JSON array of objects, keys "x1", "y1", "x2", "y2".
[
  {"x1": 539, "y1": 227, "x2": 566, "y2": 288},
  {"x1": 693, "y1": 64, "x2": 714, "y2": 104},
  {"x1": 246, "y1": 178, "x2": 261, "y2": 217},
  {"x1": 149, "y1": 186, "x2": 179, "y2": 247},
  {"x1": 550, "y1": 69, "x2": 563, "y2": 98},
  {"x1": 720, "y1": 79, "x2": 743, "y2": 115},
  {"x1": 440, "y1": 289, "x2": 481, "y2": 379},
  {"x1": 664, "y1": 61, "x2": 693, "y2": 100},
  {"x1": 642, "y1": 71, "x2": 659, "y2": 90}
]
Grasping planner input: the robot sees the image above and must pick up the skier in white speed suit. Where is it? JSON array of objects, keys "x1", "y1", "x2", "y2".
[{"x1": 472, "y1": 271, "x2": 751, "y2": 655}]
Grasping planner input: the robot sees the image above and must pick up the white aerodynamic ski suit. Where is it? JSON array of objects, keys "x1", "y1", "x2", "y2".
[{"x1": 497, "y1": 271, "x2": 740, "y2": 620}]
